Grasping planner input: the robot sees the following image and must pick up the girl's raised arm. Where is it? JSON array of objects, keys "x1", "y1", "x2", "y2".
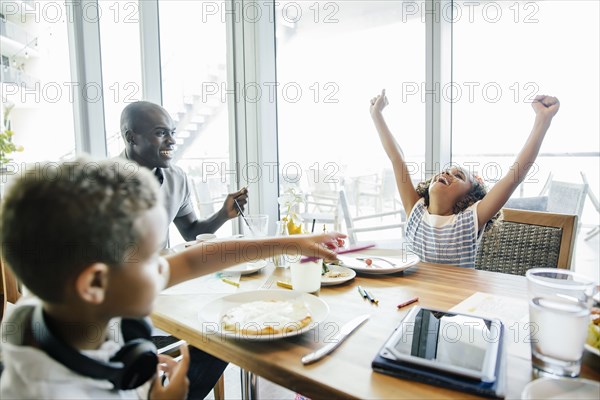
[
  {"x1": 370, "y1": 89, "x2": 420, "y2": 217},
  {"x1": 477, "y1": 95, "x2": 560, "y2": 230}
]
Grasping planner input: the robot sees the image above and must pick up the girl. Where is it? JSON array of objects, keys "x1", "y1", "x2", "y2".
[{"x1": 369, "y1": 89, "x2": 560, "y2": 267}]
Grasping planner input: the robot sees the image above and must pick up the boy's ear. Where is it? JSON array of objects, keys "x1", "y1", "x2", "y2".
[{"x1": 75, "y1": 263, "x2": 109, "y2": 304}]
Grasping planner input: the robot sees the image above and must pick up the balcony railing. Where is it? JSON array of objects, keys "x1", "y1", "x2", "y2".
[
  {"x1": 0, "y1": 65, "x2": 39, "y2": 89},
  {"x1": 0, "y1": 18, "x2": 36, "y2": 50}
]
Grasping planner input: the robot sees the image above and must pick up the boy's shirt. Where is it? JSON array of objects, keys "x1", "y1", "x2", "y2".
[{"x1": 0, "y1": 300, "x2": 152, "y2": 399}]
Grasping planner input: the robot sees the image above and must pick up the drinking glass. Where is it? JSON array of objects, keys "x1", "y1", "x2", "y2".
[
  {"x1": 241, "y1": 215, "x2": 269, "y2": 238},
  {"x1": 273, "y1": 221, "x2": 289, "y2": 268},
  {"x1": 290, "y1": 260, "x2": 321, "y2": 293},
  {"x1": 526, "y1": 268, "x2": 596, "y2": 377}
]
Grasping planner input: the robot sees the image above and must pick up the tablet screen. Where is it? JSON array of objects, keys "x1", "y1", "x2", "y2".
[{"x1": 384, "y1": 307, "x2": 501, "y2": 382}]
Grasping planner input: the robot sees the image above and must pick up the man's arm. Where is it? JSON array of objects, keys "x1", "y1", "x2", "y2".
[{"x1": 173, "y1": 188, "x2": 248, "y2": 240}]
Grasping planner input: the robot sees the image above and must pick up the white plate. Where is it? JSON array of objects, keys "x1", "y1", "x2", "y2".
[
  {"x1": 321, "y1": 265, "x2": 356, "y2": 286},
  {"x1": 223, "y1": 260, "x2": 268, "y2": 275},
  {"x1": 198, "y1": 290, "x2": 329, "y2": 341},
  {"x1": 338, "y1": 253, "x2": 419, "y2": 275},
  {"x1": 584, "y1": 343, "x2": 600, "y2": 357},
  {"x1": 521, "y1": 377, "x2": 600, "y2": 399}
]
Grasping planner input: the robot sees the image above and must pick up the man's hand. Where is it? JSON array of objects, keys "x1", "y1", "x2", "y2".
[
  {"x1": 150, "y1": 343, "x2": 190, "y2": 400},
  {"x1": 532, "y1": 95, "x2": 560, "y2": 121},
  {"x1": 221, "y1": 187, "x2": 249, "y2": 219},
  {"x1": 370, "y1": 89, "x2": 389, "y2": 116}
]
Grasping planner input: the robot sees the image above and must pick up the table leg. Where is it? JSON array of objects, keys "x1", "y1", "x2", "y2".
[{"x1": 240, "y1": 368, "x2": 259, "y2": 399}]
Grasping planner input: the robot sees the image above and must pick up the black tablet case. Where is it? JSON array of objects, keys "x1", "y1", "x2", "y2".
[{"x1": 372, "y1": 321, "x2": 506, "y2": 398}]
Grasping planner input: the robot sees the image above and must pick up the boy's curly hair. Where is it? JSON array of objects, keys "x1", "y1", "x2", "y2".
[
  {"x1": 0, "y1": 156, "x2": 160, "y2": 303},
  {"x1": 415, "y1": 169, "x2": 502, "y2": 232}
]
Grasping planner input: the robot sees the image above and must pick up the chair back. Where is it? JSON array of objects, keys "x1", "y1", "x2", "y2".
[
  {"x1": 475, "y1": 208, "x2": 576, "y2": 276},
  {"x1": 546, "y1": 180, "x2": 588, "y2": 218},
  {"x1": 338, "y1": 190, "x2": 405, "y2": 246},
  {"x1": 338, "y1": 190, "x2": 357, "y2": 244}
]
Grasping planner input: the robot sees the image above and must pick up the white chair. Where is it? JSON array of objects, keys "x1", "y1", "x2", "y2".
[
  {"x1": 353, "y1": 169, "x2": 402, "y2": 216},
  {"x1": 189, "y1": 177, "x2": 227, "y2": 218},
  {"x1": 581, "y1": 171, "x2": 599, "y2": 240},
  {"x1": 506, "y1": 173, "x2": 589, "y2": 234},
  {"x1": 338, "y1": 190, "x2": 406, "y2": 246}
]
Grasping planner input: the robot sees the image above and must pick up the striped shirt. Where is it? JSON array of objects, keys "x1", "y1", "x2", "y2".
[{"x1": 405, "y1": 198, "x2": 483, "y2": 268}]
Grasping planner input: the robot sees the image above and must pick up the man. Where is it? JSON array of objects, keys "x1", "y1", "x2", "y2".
[
  {"x1": 119, "y1": 101, "x2": 248, "y2": 247},
  {"x1": 118, "y1": 101, "x2": 247, "y2": 398}
]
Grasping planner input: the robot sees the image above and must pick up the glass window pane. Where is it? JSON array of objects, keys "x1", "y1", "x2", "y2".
[
  {"x1": 453, "y1": 0, "x2": 599, "y2": 277},
  {"x1": 99, "y1": 0, "x2": 142, "y2": 158},
  {"x1": 276, "y1": 1, "x2": 425, "y2": 241},
  {"x1": 159, "y1": 0, "x2": 232, "y2": 241},
  {"x1": 1, "y1": 1, "x2": 75, "y2": 165}
]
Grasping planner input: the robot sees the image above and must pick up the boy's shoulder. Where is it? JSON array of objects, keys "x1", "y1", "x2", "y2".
[{"x1": 0, "y1": 303, "x2": 144, "y2": 400}]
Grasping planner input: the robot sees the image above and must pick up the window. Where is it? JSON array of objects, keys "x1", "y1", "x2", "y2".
[
  {"x1": 158, "y1": 0, "x2": 232, "y2": 240},
  {"x1": 1, "y1": 1, "x2": 75, "y2": 164},
  {"x1": 452, "y1": 0, "x2": 599, "y2": 275},
  {"x1": 276, "y1": 0, "x2": 425, "y2": 239},
  {"x1": 99, "y1": 0, "x2": 142, "y2": 158}
]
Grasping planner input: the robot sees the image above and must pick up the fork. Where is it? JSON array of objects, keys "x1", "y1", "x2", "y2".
[{"x1": 356, "y1": 257, "x2": 396, "y2": 267}]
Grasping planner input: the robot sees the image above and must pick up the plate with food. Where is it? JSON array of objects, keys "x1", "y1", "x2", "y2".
[
  {"x1": 198, "y1": 290, "x2": 328, "y2": 340},
  {"x1": 321, "y1": 264, "x2": 356, "y2": 286},
  {"x1": 337, "y1": 253, "x2": 419, "y2": 275},
  {"x1": 223, "y1": 260, "x2": 268, "y2": 275}
]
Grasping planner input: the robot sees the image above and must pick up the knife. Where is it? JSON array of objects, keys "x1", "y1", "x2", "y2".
[{"x1": 301, "y1": 314, "x2": 370, "y2": 365}]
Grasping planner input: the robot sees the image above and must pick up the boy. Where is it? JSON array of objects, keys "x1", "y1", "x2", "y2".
[{"x1": 0, "y1": 157, "x2": 343, "y2": 399}]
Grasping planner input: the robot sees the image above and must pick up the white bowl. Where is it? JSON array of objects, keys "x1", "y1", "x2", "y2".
[{"x1": 522, "y1": 377, "x2": 600, "y2": 400}]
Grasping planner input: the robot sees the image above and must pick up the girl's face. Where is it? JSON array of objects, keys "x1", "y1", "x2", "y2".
[{"x1": 429, "y1": 167, "x2": 473, "y2": 204}]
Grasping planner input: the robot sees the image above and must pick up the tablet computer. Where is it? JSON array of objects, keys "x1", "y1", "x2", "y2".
[{"x1": 379, "y1": 306, "x2": 503, "y2": 383}]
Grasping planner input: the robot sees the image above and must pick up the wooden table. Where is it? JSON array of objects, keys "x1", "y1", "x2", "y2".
[{"x1": 152, "y1": 252, "x2": 600, "y2": 399}]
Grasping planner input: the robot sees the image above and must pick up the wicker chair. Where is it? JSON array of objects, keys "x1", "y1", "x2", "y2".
[{"x1": 475, "y1": 208, "x2": 577, "y2": 276}]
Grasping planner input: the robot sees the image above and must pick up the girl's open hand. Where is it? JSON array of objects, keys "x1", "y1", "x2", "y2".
[
  {"x1": 290, "y1": 232, "x2": 348, "y2": 262},
  {"x1": 150, "y1": 343, "x2": 190, "y2": 400},
  {"x1": 370, "y1": 89, "x2": 389, "y2": 116},
  {"x1": 532, "y1": 95, "x2": 560, "y2": 120}
]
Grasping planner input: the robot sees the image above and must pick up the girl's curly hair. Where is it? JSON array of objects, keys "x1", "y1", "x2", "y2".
[{"x1": 415, "y1": 169, "x2": 502, "y2": 233}]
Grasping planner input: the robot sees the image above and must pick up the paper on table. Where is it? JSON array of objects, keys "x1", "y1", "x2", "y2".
[
  {"x1": 450, "y1": 292, "x2": 531, "y2": 360},
  {"x1": 161, "y1": 272, "x2": 241, "y2": 295}
]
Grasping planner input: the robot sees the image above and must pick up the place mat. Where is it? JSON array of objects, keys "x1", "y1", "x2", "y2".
[
  {"x1": 450, "y1": 292, "x2": 530, "y2": 360},
  {"x1": 161, "y1": 272, "x2": 241, "y2": 295}
]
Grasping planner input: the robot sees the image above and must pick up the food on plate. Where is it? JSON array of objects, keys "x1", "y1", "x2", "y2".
[
  {"x1": 364, "y1": 258, "x2": 373, "y2": 266},
  {"x1": 221, "y1": 300, "x2": 312, "y2": 335},
  {"x1": 322, "y1": 269, "x2": 351, "y2": 279},
  {"x1": 586, "y1": 307, "x2": 600, "y2": 351}
]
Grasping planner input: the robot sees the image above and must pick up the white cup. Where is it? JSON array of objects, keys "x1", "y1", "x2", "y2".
[
  {"x1": 196, "y1": 233, "x2": 217, "y2": 243},
  {"x1": 290, "y1": 260, "x2": 321, "y2": 293}
]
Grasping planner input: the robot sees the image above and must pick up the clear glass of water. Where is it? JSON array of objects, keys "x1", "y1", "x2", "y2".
[
  {"x1": 241, "y1": 215, "x2": 269, "y2": 238},
  {"x1": 526, "y1": 268, "x2": 596, "y2": 377},
  {"x1": 273, "y1": 221, "x2": 289, "y2": 268}
]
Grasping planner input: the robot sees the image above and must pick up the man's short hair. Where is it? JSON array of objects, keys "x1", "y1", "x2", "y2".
[{"x1": 0, "y1": 156, "x2": 161, "y2": 303}]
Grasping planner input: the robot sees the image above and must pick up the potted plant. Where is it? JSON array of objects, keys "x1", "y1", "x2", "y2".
[
  {"x1": 0, "y1": 103, "x2": 23, "y2": 168},
  {"x1": 278, "y1": 187, "x2": 305, "y2": 234}
]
